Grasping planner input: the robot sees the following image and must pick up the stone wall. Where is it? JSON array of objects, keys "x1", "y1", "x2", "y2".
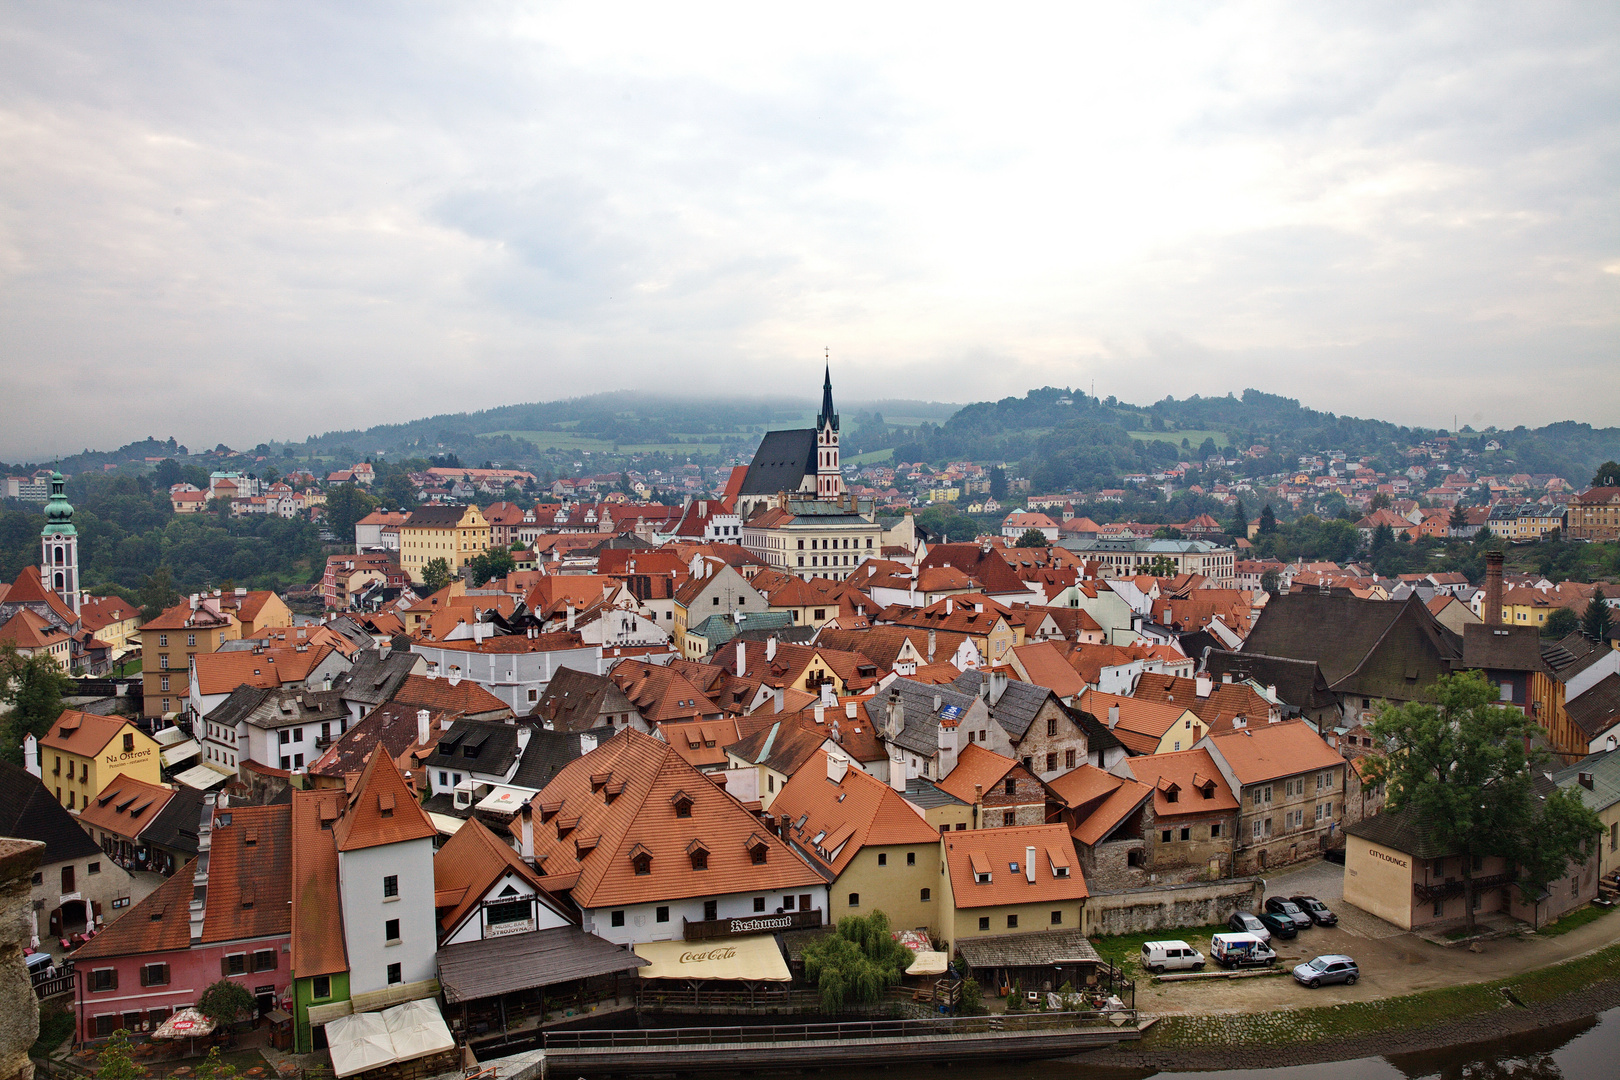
[
  {"x1": 1086, "y1": 876, "x2": 1263, "y2": 938},
  {"x1": 1, "y1": 838, "x2": 46, "y2": 1080}
]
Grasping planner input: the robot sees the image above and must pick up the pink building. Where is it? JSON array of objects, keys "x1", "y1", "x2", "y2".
[{"x1": 71, "y1": 803, "x2": 292, "y2": 1041}]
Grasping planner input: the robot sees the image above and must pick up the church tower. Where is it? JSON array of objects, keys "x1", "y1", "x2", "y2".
[
  {"x1": 815, "y1": 362, "x2": 842, "y2": 501},
  {"x1": 40, "y1": 472, "x2": 80, "y2": 615}
]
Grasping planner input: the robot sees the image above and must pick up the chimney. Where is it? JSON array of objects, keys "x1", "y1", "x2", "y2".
[
  {"x1": 938, "y1": 713, "x2": 959, "y2": 777},
  {"x1": 945, "y1": 597, "x2": 953, "y2": 616},
  {"x1": 814, "y1": 705, "x2": 826, "y2": 725},
  {"x1": 827, "y1": 751, "x2": 850, "y2": 785},
  {"x1": 774, "y1": 685, "x2": 785, "y2": 712},
  {"x1": 1221, "y1": 673, "x2": 1232, "y2": 684},
  {"x1": 884, "y1": 689, "x2": 905, "y2": 738},
  {"x1": 1484, "y1": 551, "x2": 1504, "y2": 626},
  {"x1": 845, "y1": 700, "x2": 857, "y2": 719},
  {"x1": 933, "y1": 693, "x2": 943, "y2": 713},
  {"x1": 927, "y1": 629, "x2": 937, "y2": 664},
  {"x1": 416, "y1": 709, "x2": 430, "y2": 746},
  {"x1": 516, "y1": 725, "x2": 531, "y2": 753},
  {"x1": 1195, "y1": 676, "x2": 1212, "y2": 698},
  {"x1": 1107, "y1": 703, "x2": 1120, "y2": 729},
  {"x1": 519, "y1": 801, "x2": 535, "y2": 861},
  {"x1": 767, "y1": 637, "x2": 777, "y2": 662},
  {"x1": 566, "y1": 604, "x2": 576, "y2": 632},
  {"x1": 989, "y1": 669, "x2": 1008, "y2": 706},
  {"x1": 737, "y1": 645, "x2": 746, "y2": 679},
  {"x1": 1025, "y1": 845, "x2": 1037, "y2": 884},
  {"x1": 820, "y1": 682, "x2": 836, "y2": 707},
  {"x1": 579, "y1": 731, "x2": 598, "y2": 755}
]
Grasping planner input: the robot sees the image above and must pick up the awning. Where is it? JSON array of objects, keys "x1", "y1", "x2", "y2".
[
  {"x1": 326, "y1": 1012, "x2": 395, "y2": 1078},
  {"x1": 438, "y1": 926, "x2": 647, "y2": 1003},
  {"x1": 151, "y1": 1008, "x2": 215, "y2": 1040},
  {"x1": 474, "y1": 785, "x2": 538, "y2": 815},
  {"x1": 426, "y1": 812, "x2": 466, "y2": 838},
  {"x1": 906, "y1": 951, "x2": 949, "y2": 976},
  {"x1": 152, "y1": 727, "x2": 190, "y2": 748},
  {"x1": 171, "y1": 764, "x2": 230, "y2": 790},
  {"x1": 634, "y1": 935, "x2": 790, "y2": 982},
  {"x1": 160, "y1": 740, "x2": 202, "y2": 767},
  {"x1": 382, "y1": 999, "x2": 454, "y2": 1064}
]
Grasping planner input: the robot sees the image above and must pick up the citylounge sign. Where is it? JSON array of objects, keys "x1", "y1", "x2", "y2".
[{"x1": 1370, "y1": 848, "x2": 1408, "y2": 869}]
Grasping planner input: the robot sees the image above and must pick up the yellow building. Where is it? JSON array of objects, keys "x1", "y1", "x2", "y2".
[
  {"x1": 138, "y1": 597, "x2": 241, "y2": 718},
  {"x1": 38, "y1": 710, "x2": 163, "y2": 812},
  {"x1": 938, "y1": 822, "x2": 1090, "y2": 951},
  {"x1": 78, "y1": 595, "x2": 142, "y2": 661},
  {"x1": 398, "y1": 504, "x2": 492, "y2": 584},
  {"x1": 221, "y1": 588, "x2": 293, "y2": 636},
  {"x1": 770, "y1": 750, "x2": 944, "y2": 934}
]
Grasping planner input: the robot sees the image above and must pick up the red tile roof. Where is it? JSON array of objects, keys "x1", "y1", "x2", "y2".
[
  {"x1": 1203, "y1": 720, "x2": 1344, "y2": 785},
  {"x1": 332, "y1": 747, "x2": 438, "y2": 852},
  {"x1": 289, "y1": 789, "x2": 348, "y2": 977},
  {"x1": 78, "y1": 777, "x2": 177, "y2": 838},
  {"x1": 942, "y1": 823, "x2": 1089, "y2": 906},
  {"x1": 935, "y1": 744, "x2": 1019, "y2": 805},
  {"x1": 393, "y1": 673, "x2": 511, "y2": 717},
  {"x1": 0, "y1": 609, "x2": 70, "y2": 650},
  {"x1": 772, "y1": 750, "x2": 938, "y2": 875},
  {"x1": 432, "y1": 817, "x2": 569, "y2": 940},
  {"x1": 1115, "y1": 748, "x2": 1239, "y2": 820},
  {"x1": 40, "y1": 709, "x2": 138, "y2": 758}
]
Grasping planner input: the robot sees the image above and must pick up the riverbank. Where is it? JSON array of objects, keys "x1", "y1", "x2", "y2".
[{"x1": 1082, "y1": 939, "x2": 1620, "y2": 1072}]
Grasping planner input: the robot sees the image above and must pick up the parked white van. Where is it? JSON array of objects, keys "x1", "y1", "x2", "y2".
[
  {"x1": 1210, "y1": 932, "x2": 1278, "y2": 969},
  {"x1": 1140, "y1": 940, "x2": 1205, "y2": 974}
]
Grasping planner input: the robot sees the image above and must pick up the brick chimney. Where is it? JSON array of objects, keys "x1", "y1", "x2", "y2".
[{"x1": 1484, "y1": 550, "x2": 1504, "y2": 626}]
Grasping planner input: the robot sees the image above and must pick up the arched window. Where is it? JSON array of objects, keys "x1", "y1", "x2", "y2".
[{"x1": 54, "y1": 572, "x2": 64, "y2": 590}]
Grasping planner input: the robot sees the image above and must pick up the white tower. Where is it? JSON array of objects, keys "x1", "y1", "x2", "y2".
[
  {"x1": 40, "y1": 471, "x2": 81, "y2": 615},
  {"x1": 816, "y1": 361, "x2": 842, "y2": 501}
]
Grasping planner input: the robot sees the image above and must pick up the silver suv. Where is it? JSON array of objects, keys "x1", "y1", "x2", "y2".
[{"x1": 1293, "y1": 954, "x2": 1359, "y2": 988}]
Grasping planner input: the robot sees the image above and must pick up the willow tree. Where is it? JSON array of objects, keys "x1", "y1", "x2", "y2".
[{"x1": 802, "y1": 910, "x2": 915, "y2": 1012}]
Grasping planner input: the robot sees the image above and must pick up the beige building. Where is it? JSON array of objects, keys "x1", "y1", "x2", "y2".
[
  {"x1": 772, "y1": 750, "x2": 943, "y2": 933},
  {"x1": 740, "y1": 496, "x2": 884, "y2": 583},
  {"x1": 398, "y1": 504, "x2": 492, "y2": 584},
  {"x1": 138, "y1": 596, "x2": 241, "y2": 718},
  {"x1": 938, "y1": 822, "x2": 1090, "y2": 951},
  {"x1": 37, "y1": 711, "x2": 164, "y2": 813},
  {"x1": 78, "y1": 595, "x2": 142, "y2": 661},
  {"x1": 1198, "y1": 720, "x2": 1347, "y2": 874}
]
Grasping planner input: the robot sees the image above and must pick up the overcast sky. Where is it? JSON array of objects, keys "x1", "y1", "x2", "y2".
[{"x1": 2, "y1": 2, "x2": 1617, "y2": 460}]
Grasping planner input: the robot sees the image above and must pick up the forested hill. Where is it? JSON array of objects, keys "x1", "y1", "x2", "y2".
[{"x1": 892, "y1": 388, "x2": 1620, "y2": 492}]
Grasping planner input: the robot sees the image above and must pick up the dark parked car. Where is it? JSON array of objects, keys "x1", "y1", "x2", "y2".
[
  {"x1": 1293, "y1": 954, "x2": 1359, "y2": 988},
  {"x1": 1256, "y1": 911, "x2": 1298, "y2": 940},
  {"x1": 1227, "y1": 911, "x2": 1271, "y2": 943},
  {"x1": 1290, "y1": 895, "x2": 1338, "y2": 926},
  {"x1": 1265, "y1": 897, "x2": 1315, "y2": 931},
  {"x1": 1324, "y1": 847, "x2": 1346, "y2": 865}
]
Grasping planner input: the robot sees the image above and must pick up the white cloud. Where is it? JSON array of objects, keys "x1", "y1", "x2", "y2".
[{"x1": 0, "y1": 0, "x2": 1616, "y2": 458}]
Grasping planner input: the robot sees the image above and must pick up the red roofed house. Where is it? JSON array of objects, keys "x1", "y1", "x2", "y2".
[
  {"x1": 939, "y1": 822, "x2": 1089, "y2": 950},
  {"x1": 71, "y1": 801, "x2": 293, "y2": 1042}
]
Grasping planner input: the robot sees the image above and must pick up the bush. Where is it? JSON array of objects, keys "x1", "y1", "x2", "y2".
[
  {"x1": 801, "y1": 910, "x2": 914, "y2": 1012},
  {"x1": 957, "y1": 976, "x2": 987, "y2": 1016}
]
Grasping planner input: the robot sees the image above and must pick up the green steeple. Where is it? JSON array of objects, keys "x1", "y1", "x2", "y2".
[{"x1": 41, "y1": 472, "x2": 76, "y2": 537}]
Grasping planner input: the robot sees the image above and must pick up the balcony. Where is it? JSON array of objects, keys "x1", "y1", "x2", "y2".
[{"x1": 1413, "y1": 872, "x2": 1515, "y2": 902}]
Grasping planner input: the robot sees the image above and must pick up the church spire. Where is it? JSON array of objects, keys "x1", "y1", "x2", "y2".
[{"x1": 819, "y1": 350, "x2": 838, "y2": 433}]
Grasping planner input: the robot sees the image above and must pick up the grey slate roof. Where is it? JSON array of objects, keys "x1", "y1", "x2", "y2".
[
  {"x1": 1239, "y1": 593, "x2": 1460, "y2": 702},
  {"x1": 0, "y1": 761, "x2": 101, "y2": 865},
  {"x1": 203, "y1": 684, "x2": 272, "y2": 726},
  {"x1": 428, "y1": 719, "x2": 522, "y2": 778},
  {"x1": 437, "y1": 925, "x2": 644, "y2": 1002},
  {"x1": 904, "y1": 777, "x2": 967, "y2": 809},
  {"x1": 955, "y1": 928, "x2": 1101, "y2": 969},
  {"x1": 332, "y1": 648, "x2": 418, "y2": 709},
  {"x1": 1344, "y1": 804, "x2": 1454, "y2": 859},
  {"x1": 240, "y1": 687, "x2": 346, "y2": 730},
  {"x1": 861, "y1": 679, "x2": 983, "y2": 758},
  {"x1": 1542, "y1": 632, "x2": 1612, "y2": 680},
  {"x1": 1551, "y1": 748, "x2": 1620, "y2": 813},
  {"x1": 1205, "y1": 651, "x2": 1338, "y2": 712},
  {"x1": 737, "y1": 429, "x2": 816, "y2": 496},
  {"x1": 139, "y1": 785, "x2": 207, "y2": 857},
  {"x1": 952, "y1": 669, "x2": 1055, "y2": 741},
  {"x1": 1456, "y1": 624, "x2": 1551, "y2": 675},
  {"x1": 1568, "y1": 674, "x2": 1620, "y2": 741},
  {"x1": 507, "y1": 725, "x2": 613, "y2": 790},
  {"x1": 529, "y1": 667, "x2": 635, "y2": 733}
]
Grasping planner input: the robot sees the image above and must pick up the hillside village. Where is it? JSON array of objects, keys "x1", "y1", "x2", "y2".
[{"x1": 3, "y1": 371, "x2": 1620, "y2": 1076}]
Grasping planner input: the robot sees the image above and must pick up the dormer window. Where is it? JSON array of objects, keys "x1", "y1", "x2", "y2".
[
  {"x1": 687, "y1": 839, "x2": 710, "y2": 871},
  {"x1": 630, "y1": 845, "x2": 652, "y2": 876},
  {"x1": 746, "y1": 833, "x2": 770, "y2": 865},
  {"x1": 1054, "y1": 866, "x2": 1070, "y2": 878},
  {"x1": 975, "y1": 871, "x2": 991, "y2": 884},
  {"x1": 671, "y1": 791, "x2": 694, "y2": 819}
]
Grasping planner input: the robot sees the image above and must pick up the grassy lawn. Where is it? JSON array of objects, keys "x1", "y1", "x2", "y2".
[
  {"x1": 1128, "y1": 429, "x2": 1232, "y2": 449},
  {"x1": 1144, "y1": 939, "x2": 1620, "y2": 1048},
  {"x1": 1538, "y1": 903, "x2": 1615, "y2": 937},
  {"x1": 846, "y1": 448, "x2": 897, "y2": 465},
  {"x1": 1092, "y1": 923, "x2": 1229, "y2": 976},
  {"x1": 479, "y1": 429, "x2": 758, "y2": 456}
]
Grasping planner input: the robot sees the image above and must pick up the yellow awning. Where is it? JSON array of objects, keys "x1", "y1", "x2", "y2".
[
  {"x1": 633, "y1": 935, "x2": 791, "y2": 982},
  {"x1": 906, "y1": 951, "x2": 949, "y2": 976}
]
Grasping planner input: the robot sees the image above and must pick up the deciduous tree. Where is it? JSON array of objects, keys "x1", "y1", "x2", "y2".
[
  {"x1": 421, "y1": 557, "x2": 453, "y2": 595},
  {"x1": 0, "y1": 644, "x2": 74, "y2": 767},
  {"x1": 802, "y1": 910, "x2": 914, "y2": 1012},
  {"x1": 1015, "y1": 528, "x2": 1049, "y2": 548}
]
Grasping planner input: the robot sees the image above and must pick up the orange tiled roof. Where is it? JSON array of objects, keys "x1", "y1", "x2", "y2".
[
  {"x1": 332, "y1": 747, "x2": 438, "y2": 852},
  {"x1": 0, "y1": 609, "x2": 70, "y2": 650},
  {"x1": 78, "y1": 776, "x2": 177, "y2": 838},
  {"x1": 942, "y1": 822, "x2": 1089, "y2": 905},
  {"x1": 1116, "y1": 747, "x2": 1239, "y2": 820},
  {"x1": 393, "y1": 673, "x2": 511, "y2": 716},
  {"x1": 78, "y1": 595, "x2": 140, "y2": 633},
  {"x1": 1010, "y1": 640, "x2": 1088, "y2": 699},
  {"x1": 1203, "y1": 720, "x2": 1343, "y2": 784},
  {"x1": 772, "y1": 749, "x2": 938, "y2": 875},
  {"x1": 140, "y1": 598, "x2": 236, "y2": 632},
  {"x1": 191, "y1": 644, "x2": 337, "y2": 696},
  {"x1": 1077, "y1": 690, "x2": 1196, "y2": 755},
  {"x1": 935, "y1": 743, "x2": 1020, "y2": 805},
  {"x1": 1132, "y1": 672, "x2": 1274, "y2": 725},
  {"x1": 514, "y1": 728, "x2": 823, "y2": 909},
  {"x1": 608, "y1": 660, "x2": 720, "y2": 723},
  {"x1": 40, "y1": 709, "x2": 134, "y2": 757},
  {"x1": 433, "y1": 817, "x2": 568, "y2": 939},
  {"x1": 289, "y1": 789, "x2": 348, "y2": 977},
  {"x1": 73, "y1": 860, "x2": 197, "y2": 958},
  {"x1": 3, "y1": 567, "x2": 76, "y2": 625}
]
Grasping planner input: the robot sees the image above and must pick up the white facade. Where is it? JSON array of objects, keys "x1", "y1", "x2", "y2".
[
  {"x1": 339, "y1": 837, "x2": 437, "y2": 995},
  {"x1": 411, "y1": 642, "x2": 604, "y2": 713},
  {"x1": 582, "y1": 884, "x2": 830, "y2": 945},
  {"x1": 440, "y1": 875, "x2": 573, "y2": 946}
]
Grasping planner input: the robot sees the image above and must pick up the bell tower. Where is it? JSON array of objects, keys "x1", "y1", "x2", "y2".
[
  {"x1": 816, "y1": 356, "x2": 842, "y2": 501},
  {"x1": 40, "y1": 471, "x2": 81, "y2": 615}
]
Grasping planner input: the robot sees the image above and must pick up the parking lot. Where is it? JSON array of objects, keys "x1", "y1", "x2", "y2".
[{"x1": 1135, "y1": 857, "x2": 1620, "y2": 1016}]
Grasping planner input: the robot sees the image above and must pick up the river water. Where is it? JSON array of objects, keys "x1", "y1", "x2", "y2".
[{"x1": 853, "y1": 1006, "x2": 1619, "y2": 1080}]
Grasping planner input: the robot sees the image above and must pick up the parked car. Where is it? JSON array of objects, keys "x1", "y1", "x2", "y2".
[
  {"x1": 1289, "y1": 895, "x2": 1339, "y2": 926},
  {"x1": 1256, "y1": 911, "x2": 1298, "y2": 940},
  {"x1": 1140, "y1": 940, "x2": 1205, "y2": 974},
  {"x1": 1210, "y1": 932, "x2": 1278, "y2": 969},
  {"x1": 1228, "y1": 911, "x2": 1271, "y2": 943},
  {"x1": 1324, "y1": 847, "x2": 1346, "y2": 865},
  {"x1": 1265, "y1": 897, "x2": 1315, "y2": 931},
  {"x1": 1293, "y1": 954, "x2": 1359, "y2": 988}
]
